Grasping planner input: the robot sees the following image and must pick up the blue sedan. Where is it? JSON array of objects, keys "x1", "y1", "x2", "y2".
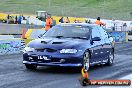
[{"x1": 23, "y1": 23, "x2": 114, "y2": 71}]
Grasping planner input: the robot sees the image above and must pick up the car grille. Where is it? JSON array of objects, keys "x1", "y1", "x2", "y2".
[
  {"x1": 52, "y1": 42, "x2": 63, "y2": 44},
  {"x1": 35, "y1": 49, "x2": 45, "y2": 52},
  {"x1": 35, "y1": 48, "x2": 57, "y2": 52},
  {"x1": 27, "y1": 55, "x2": 81, "y2": 64},
  {"x1": 28, "y1": 56, "x2": 61, "y2": 63},
  {"x1": 41, "y1": 41, "x2": 48, "y2": 44}
]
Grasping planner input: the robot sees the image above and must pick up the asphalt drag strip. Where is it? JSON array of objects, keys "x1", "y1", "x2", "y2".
[{"x1": 0, "y1": 42, "x2": 132, "y2": 88}]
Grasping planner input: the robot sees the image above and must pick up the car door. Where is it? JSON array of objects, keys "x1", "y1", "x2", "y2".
[
  {"x1": 98, "y1": 27, "x2": 111, "y2": 61},
  {"x1": 90, "y1": 26, "x2": 103, "y2": 65}
]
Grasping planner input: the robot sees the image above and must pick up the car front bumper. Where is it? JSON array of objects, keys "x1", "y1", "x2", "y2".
[
  {"x1": 23, "y1": 61, "x2": 82, "y2": 67},
  {"x1": 23, "y1": 53, "x2": 83, "y2": 67}
]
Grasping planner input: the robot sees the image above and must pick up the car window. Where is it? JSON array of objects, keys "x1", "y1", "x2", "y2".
[
  {"x1": 99, "y1": 27, "x2": 108, "y2": 39},
  {"x1": 98, "y1": 26, "x2": 109, "y2": 43},
  {"x1": 92, "y1": 26, "x2": 101, "y2": 38},
  {"x1": 43, "y1": 25, "x2": 91, "y2": 39},
  {"x1": 91, "y1": 26, "x2": 102, "y2": 45}
]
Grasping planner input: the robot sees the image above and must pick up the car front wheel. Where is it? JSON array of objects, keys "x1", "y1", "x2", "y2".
[
  {"x1": 25, "y1": 64, "x2": 37, "y2": 70},
  {"x1": 83, "y1": 51, "x2": 90, "y2": 72},
  {"x1": 106, "y1": 50, "x2": 114, "y2": 66}
]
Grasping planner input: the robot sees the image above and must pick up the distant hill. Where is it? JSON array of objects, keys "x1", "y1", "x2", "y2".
[{"x1": 0, "y1": 0, "x2": 132, "y2": 20}]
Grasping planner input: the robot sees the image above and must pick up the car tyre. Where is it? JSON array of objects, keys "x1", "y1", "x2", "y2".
[
  {"x1": 83, "y1": 51, "x2": 90, "y2": 72},
  {"x1": 25, "y1": 64, "x2": 37, "y2": 70},
  {"x1": 106, "y1": 50, "x2": 114, "y2": 66}
]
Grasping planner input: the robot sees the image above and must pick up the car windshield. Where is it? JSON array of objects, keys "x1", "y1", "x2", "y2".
[{"x1": 43, "y1": 25, "x2": 91, "y2": 39}]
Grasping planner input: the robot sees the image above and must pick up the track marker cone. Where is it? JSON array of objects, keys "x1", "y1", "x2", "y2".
[
  {"x1": 21, "y1": 28, "x2": 26, "y2": 39},
  {"x1": 79, "y1": 67, "x2": 91, "y2": 86}
]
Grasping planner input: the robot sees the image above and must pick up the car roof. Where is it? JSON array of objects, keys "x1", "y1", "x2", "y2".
[{"x1": 58, "y1": 23, "x2": 98, "y2": 27}]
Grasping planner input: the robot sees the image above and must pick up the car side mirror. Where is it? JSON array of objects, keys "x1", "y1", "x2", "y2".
[
  {"x1": 92, "y1": 37, "x2": 101, "y2": 41},
  {"x1": 90, "y1": 37, "x2": 101, "y2": 45}
]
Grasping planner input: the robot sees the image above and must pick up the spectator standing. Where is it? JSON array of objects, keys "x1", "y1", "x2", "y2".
[
  {"x1": 7, "y1": 14, "x2": 10, "y2": 24},
  {"x1": 59, "y1": 17, "x2": 64, "y2": 23},
  {"x1": 112, "y1": 19, "x2": 116, "y2": 31},
  {"x1": 22, "y1": 15, "x2": 26, "y2": 20},
  {"x1": 65, "y1": 17, "x2": 70, "y2": 23},
  {"x1": 74, "y1": 19, "x2": 78, "y2": 23},
  {"x1": 18, "y1": 15, "x2": 22, "y2": 24},
  {"x1": 15, "y1": 16, "x2": 18, "y2": 24},
  {"x1": 85, "y1": 18, "x2": 89, "y2": 23},
  {"x1": 95, "y1": 17, "x2": 105, "y2": 26},
  {"x1": 123, "y1": 23, "x2": 127, "y2": 31},
  {"x1": 88, "y1": 20, "x2": 91, "y2": 24},
  {"x1": 85, "y1": 18, "x2": 91, "y2": 24},
  {"x1": 45, "y1": 14, "x2": 52, "y2": 31}
]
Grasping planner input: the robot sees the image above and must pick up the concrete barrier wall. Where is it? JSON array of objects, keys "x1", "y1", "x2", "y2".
[
  {"x1": 0, "y1": 35, "x2": 14, "y2": 39},
  {"x1": 0, "y1": 39, "x2": 25, "y2": 55},
  {"x1": 25, "y1": 29, "x2": 46, "y2": 39},
  {"x1": 0, "y1": 23, "x2": 23, "y2": 34},
  {"x1": 23, "y1": 29, "x2": 46, "y2": 45}
]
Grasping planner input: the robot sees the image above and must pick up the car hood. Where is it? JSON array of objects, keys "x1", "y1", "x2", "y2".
[{"x1": 27, "y1": 37, "x2": 90, "y2": 49}]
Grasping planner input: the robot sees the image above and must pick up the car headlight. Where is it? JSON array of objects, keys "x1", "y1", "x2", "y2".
[
  {"x1": 23, "y1": 47, "x2": 35, "y2": 53},
  {"x1": 60, "y1": 49, "x2": 77, "y2": 54}
]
